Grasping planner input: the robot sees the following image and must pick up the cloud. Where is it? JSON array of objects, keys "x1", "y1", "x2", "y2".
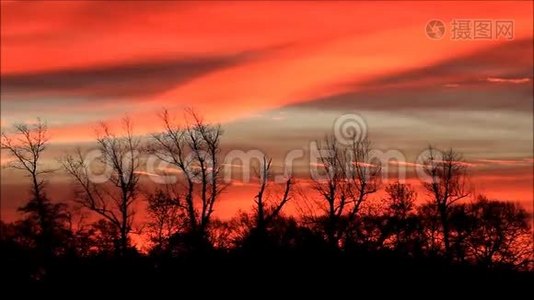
[
  {"x1": 295, "y1": 85, "x2": 532, "y2": 112},
  {"x1": 359, "y1": 39, "x2": 533, "y2": 89},
  {"x1": 134, "y1": 170, "x2": 161, "y2": 178},
  {"x1": 486, "y1": 77, "x2": 531, "y2": 84},
  {"x1": 476, "y1": 158, "x2": 533, "y2": 166},
  {"x1": 288, "y1": 39, "x2": 533, "y2": 112},
  {"x1": 1, "y1": 51, "x2": 261, "y2": 100},
  {"x1": 389, "y1": 161, "x2": 424, "y2": 168},
  {"x1": 3, "y1": 1, "x2": 533, "y2": 125}
]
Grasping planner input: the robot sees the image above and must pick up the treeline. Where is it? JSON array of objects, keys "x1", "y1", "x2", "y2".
[{"x1": 1, "y1": 111, "x2": 532, "y2": 284}]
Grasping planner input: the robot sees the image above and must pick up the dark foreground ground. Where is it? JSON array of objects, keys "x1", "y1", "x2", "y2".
[{"x1": 2, "y1": 249, "x2": 532, "y2": 297}]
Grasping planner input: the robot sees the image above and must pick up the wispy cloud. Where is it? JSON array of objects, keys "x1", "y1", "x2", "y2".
[
  {"x1": 486, "y1": 77, "x2": 531, "y2": 84},
  {"x1": 476, "y1": 158, "x2": 533, "y2": 166}
]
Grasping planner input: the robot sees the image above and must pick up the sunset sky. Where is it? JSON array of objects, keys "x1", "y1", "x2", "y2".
[{"x1": 1, "y1": 1, "x2": 533, "y2": 224}]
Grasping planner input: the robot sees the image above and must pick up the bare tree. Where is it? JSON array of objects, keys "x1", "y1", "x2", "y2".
[
  {"x1": 421, "y1": 146, "x2": 470, "y2": 258},
  {"x1": 188, "y1": 110, "x2": 225, "y2": 236},
  {"x1": 62, "y1": 117, "x2": 141, "y2": 255},
  {"x1": 147, "y1": 109, "x2": 224, "y2": 248},
  {"x1": 1, "y1": 119, "x2": 69, "y2": 255},
  {"x1": 1, "y1": 120, "x2": 50, "y2": 211},
  {"x1": 312, "y1": 135, "x2": 381, "y2": 247},
  {"x1": 345, "y1": 137, "x2": 381, "y2": 220},
  {"x1": 246, "y1": 156, "x2": 292, "y2": 246},
  {"x1": 312, "y1": 136, "x2": 348, "y2": 247}
]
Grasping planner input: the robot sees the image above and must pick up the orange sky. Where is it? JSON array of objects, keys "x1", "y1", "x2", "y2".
[{"x1": 1, "y1": 1, "x2": 533, "y2": 226}]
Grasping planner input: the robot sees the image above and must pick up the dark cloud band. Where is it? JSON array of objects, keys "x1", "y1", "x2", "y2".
[{"x1": 1, "y1": 51, "x2": 260, "y2": 100}]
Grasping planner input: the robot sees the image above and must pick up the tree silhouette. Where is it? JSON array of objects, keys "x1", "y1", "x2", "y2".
[
  {"x1": 148, "y1": 109, "x2": 224, "y2": 250},
  {"x1": 345, "y1": 137, "x2": 381, "y2": 220},
  {"x1": 2, "y1": 113, "x2": 533, "y2": 291},
  {"x1": 145, "y1": 188, "x2": 184, "y2": 253},
  {"x1": 462, "y1": 196, "x2": 532, "y2": 269},
  {"x1": 208, "y1": 218, "x2": 237, "y2": 250},
  {"x1": 244, "y1": 156, "x2": 292, "y2": 249},
  {"x1": 416, "y1": 203, "x2": 442, "y2": 256},
  {"x1": 384, "y1": 181, "x2": 416, "y2": 219},
  {"x1": 312, "y1": 136, "x2": 381, "y2": 248},
  {"x1": 62, "y1": 117, "x2": 141, "y2": 256},
  {"x1": 421, "y1": 147, "x2": 470, "y2": 258},
  {"x1": 311, "y1": 136, "x2": 347, "y2": 247},
  {"x1": 1, "y1": 119, "x2": 69, "y2": 256},
  {"x1": 382, "y1": 181, "x2": 418, "y2": 252},
  {"x1": 69, "y1": 219, "x2": 121, "y2": 256}
]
